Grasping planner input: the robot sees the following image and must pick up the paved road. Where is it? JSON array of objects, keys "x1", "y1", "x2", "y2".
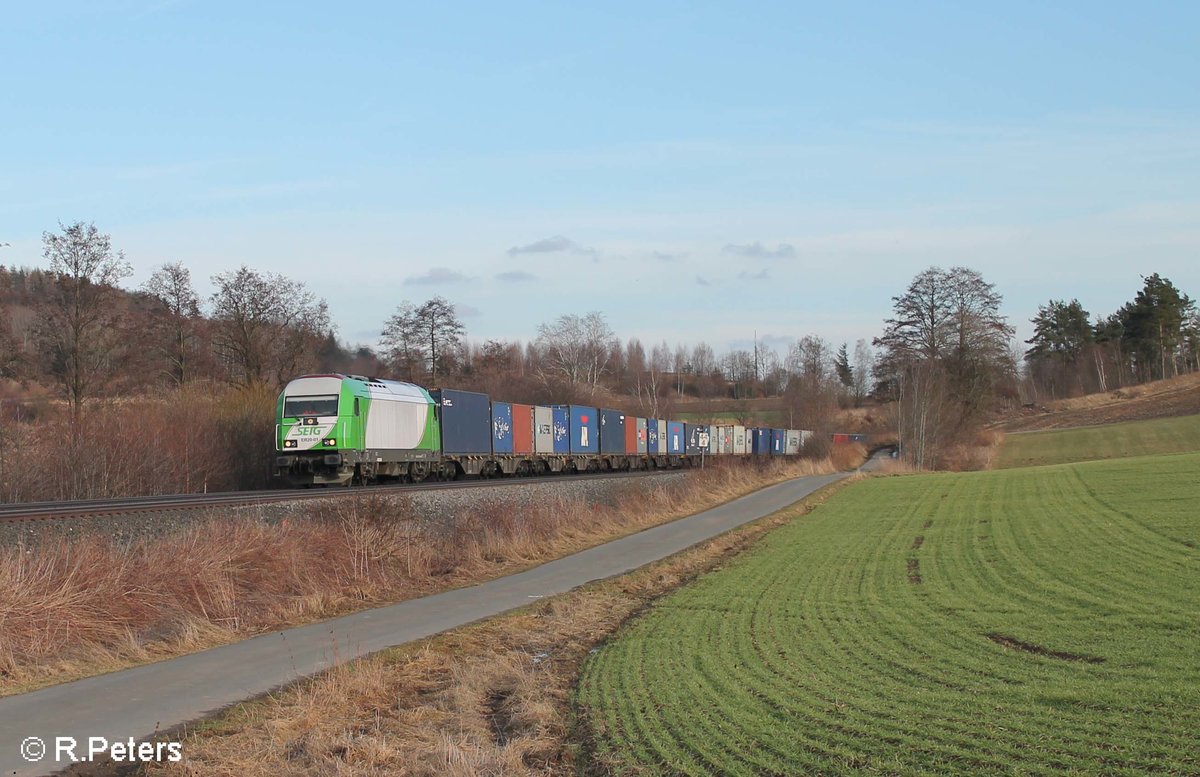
[{"x1": 1, "y1": 470, "x2": 850, "y2": 776}]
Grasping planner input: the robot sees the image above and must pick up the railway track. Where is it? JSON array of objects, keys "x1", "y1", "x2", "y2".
[{"x1": 0, "y1": 469, "x2": 681, "y2": 523}]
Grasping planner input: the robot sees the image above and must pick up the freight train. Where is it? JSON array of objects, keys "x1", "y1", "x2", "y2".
[{"x1": 274, "y1": 373, "x2": 821, "y2": 487}]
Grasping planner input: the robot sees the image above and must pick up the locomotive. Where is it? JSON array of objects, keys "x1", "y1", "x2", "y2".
[{"x1": 274, "y1": 373, "x2": 814, "y2": 487}]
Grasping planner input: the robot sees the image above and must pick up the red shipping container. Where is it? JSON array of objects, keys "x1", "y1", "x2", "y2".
[
  {"x1": 624, "y1": 417, "x2": 638, "y2": 454},
  {"x1": 512, "y1": 403, "x2": 535, "y2": 454}
]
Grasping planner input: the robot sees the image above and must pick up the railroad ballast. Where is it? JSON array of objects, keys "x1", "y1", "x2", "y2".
[{"x1": 274, "y1": 373, "x2": 822, "y2": 487}]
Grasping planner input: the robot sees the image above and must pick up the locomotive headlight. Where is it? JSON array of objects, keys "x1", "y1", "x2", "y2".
[
  {"x1": 323, "y1": 438, "x2": 337, "y2": 447},
  {"x1": 283, "y1": 440, "x2": 297, "y2": 448}
]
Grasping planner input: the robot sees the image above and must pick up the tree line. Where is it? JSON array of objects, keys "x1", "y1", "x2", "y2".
[
  {"x1": 1024, "y1": 274, "x2": 1198, "y2": 399},
  {"x1": 0, "y1": 222, "x2": 874, "y2": 432}
]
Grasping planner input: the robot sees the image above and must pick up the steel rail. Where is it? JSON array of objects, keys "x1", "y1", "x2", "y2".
[{"x1": 0, "y1": 469, "x2": 682, "y2": 523}]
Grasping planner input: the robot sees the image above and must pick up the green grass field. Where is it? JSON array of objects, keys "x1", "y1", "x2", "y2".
[
  {"x1": 576, "y1": 455, "x2": 1200, "y2": 774},
  {"x1": 998, "y1": 412, "x2": 1200, "y2": 468}
]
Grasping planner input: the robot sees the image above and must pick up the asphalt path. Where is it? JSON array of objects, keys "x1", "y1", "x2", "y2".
[{"x1": 1, "y1": 468, "x2": 856, "y2": 776}]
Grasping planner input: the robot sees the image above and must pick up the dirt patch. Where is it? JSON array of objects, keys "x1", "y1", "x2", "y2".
[
  {"x1": 986, "y1": 633, "x2": 1105, "y2": 664},
  {"x1": 906, "y1": 558, "x2": 922, "y2": 584},
  {"x1": 922, "y1": 519, "x2": 933, "y2": 529},
  {"x1": 486, "y1": 686, "x2": 518, "y2": 746},
  {"x1": 911, "y1": 535, "x2": 925, "y2": 550}
]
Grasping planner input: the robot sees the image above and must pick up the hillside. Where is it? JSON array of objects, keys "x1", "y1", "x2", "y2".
[
  {"x1": 998, "y1": 413, "x2": 1200, "y2": 469},
  {"x1": 999, "y1": 372, "x2": 1200, "y2": 432}
]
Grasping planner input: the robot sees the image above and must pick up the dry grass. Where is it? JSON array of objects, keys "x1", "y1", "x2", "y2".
[
  {"x1": 1000, "y1": 372, "x2": 1200, "y2": 432},
  {"x1": 146, "y1": 481, "x2": 850, "y2": 777},
  {"x1": 830, "y1": 441, "x2": 868, "y2": 471},
  {"x1": 0, "y1": 457, "x2": 846, "y2": 696},
  {"x1": 938, "y1": 429, "x2": 1006, "y2": 471}
]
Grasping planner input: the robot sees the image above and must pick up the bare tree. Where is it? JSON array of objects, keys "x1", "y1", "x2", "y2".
[
  {"x1": 875, "y1": 266, "x2": 1013, "y2": 466},
  {"x1": 724, "y1": 349, "x2": 755, "y2": 398},
  {"x1": 852, "y1": 338, "x2": 873, "y2": 405},
  {"x1": 210, "y1": 266, "x2": 330, "y2": 387},
  {"x1": 34, "y1": 222, "x2": 132, "y2": 419},
  {"x1": 535, "y1": 311, "x2": 616, "y2": 391},
  {"x1": 673, "y1": 344, "x2": 689, "y2": 394},
  {"x1": 784, "y1": 335, "x2": 836, "y2": 427},
  {"x1": 380, "y1": 297, "x2": 466, "y2": 383},
  {"x1": 143, "y1": 261, "x2": 202, "y2": 386},
  {"x1": 636, "y1": 341, "x2": 672, "y2": 417},
  {"x1": 380, "y1": 301, "x2": 423, "y2": 381}
]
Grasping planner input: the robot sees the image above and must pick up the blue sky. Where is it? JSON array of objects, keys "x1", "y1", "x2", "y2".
[{"x1": 2, "y1": 1, "x2": 1198, "y2": 356}]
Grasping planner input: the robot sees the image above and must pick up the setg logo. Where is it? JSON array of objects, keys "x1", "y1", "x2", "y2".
[{"x1": 284, "y1": 423, "x2": 334, "y2": 450}]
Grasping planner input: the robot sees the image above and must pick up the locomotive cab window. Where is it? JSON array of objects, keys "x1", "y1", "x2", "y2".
[{"x1": 284, "y1": 395, "x2": 339, "y2": 417}]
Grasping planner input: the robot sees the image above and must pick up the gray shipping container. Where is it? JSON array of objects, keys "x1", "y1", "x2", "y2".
[
  {"x1": 534, "y1": 406, "x2": 554, "y2": 453},
  {"x1": 636, "y1": 417, "x2": 648, "y2": 454},
  {"x1": 785, "y1": 429, "x2": 802, "y2": 455},
  {"x1": 732, "y1": 424, "x2": 747, "y2": 455},
  {"x1": 656, "y1": 419, "x2": 668, "y2": 454}
]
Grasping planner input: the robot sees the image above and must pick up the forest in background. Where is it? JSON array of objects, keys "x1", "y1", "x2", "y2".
[{"x1": 1, "y1": 222, "x2": 1196, "y2": 498}]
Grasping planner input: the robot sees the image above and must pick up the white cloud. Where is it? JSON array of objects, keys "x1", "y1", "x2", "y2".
[
  {"x1": 722, "y1": 242, "x2": 796, "y2": 260},
  {"x1": 506, "y1": 235, "x2": 596, "y2": 257},
  {"x1": 404, "y1": 267, "x2": 471, "y2": 285},
  {"x1": 496, "y1": 270, "x2": 537, "y2": 282}
]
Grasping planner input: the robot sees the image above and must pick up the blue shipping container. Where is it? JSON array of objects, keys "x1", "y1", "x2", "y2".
[
  {"x1": 751, "y1": 428, "x2": 770, "y2": 455},
  {"x1": 551, "y1": 406, "x2": 570, "y2": 454},
  {"x1": 771, "y1": 428, "x2": 786, "y2": 455},
  {"x1": 667, "y1": 421, "x2": 685, "y2": 454},
  {"x1": 431, "y1": 389, "x2": 493, "y2": 455},
  {"x1": 685, "y1": 423, "x2": 710, "y2": 455},
  {"x1": 599, "y1": 409, "x2": 625, "y2": 454},
  {"x1": 646, "y1": 418, "x2": 659, "y2": 454},
  {"x1": 554, "y1": 405, "x2": 599, "y2": 454},
  {"x1": 492, "y1": 401, "x2": 514, "y2": 454}
]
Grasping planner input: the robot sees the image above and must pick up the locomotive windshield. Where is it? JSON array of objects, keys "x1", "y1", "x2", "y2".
[{"x1": 284, "y1": 395, "x2": 339, "y2": 417}]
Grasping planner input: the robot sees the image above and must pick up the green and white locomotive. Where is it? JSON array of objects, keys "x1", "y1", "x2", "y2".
[{"x1": 275, "y1": 373, "x2": 446, "y2": 486}]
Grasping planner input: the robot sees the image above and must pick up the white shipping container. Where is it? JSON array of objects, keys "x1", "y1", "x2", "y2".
[
  {"x1": 656, "y1": 419, "x2": 668, "y2": 454},
  {"x1": 785, "y1": 429, "x2": 802, "y2": 455},
  {"x1": 732, "y1": 425, "x2": 747, "y2": 455},
  {"x1": 534, "y1": 406, "x2": 555, "y2": 453}
]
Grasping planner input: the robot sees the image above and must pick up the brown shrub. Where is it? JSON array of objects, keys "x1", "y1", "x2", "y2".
[
  {"x1": 939, "y1": 428, "x2": 1005, "y2": 471},
  {"x1": 0, "y1": 383, "x2": 276, "y2": 502},
  {"x1": 830, "y1": 441, "x2": 868, "y2": 471}
]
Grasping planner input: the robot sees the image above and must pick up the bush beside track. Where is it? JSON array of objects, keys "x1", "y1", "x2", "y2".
[{"x1": 576, "y1": 455, "x2": 1200, "y2": 774}]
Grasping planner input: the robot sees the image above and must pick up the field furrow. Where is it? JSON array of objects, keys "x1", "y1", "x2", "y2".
[{"x1": 576, "y1": 453, "x2": 1200, "y2": 774}]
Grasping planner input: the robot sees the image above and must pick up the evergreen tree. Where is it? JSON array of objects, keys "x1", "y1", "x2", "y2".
[{"x1": 834, "y1": 342, "x2": 853, "y2": 388}]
